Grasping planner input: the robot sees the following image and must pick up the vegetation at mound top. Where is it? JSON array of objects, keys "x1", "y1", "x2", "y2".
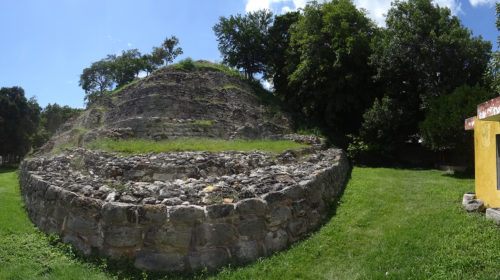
[
  {"x1": 85, "y1": 138, "x2": 308, "y2": 154},
  {"x1": 3, "y1": 166, "x2": 500, "y2": 279},
  {"x1": 79, "y1": 36, "x2": 183, "y2": 105}
]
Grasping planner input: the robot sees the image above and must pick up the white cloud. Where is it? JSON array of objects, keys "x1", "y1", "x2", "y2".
[
  {"x1": 292, "y1": 0, "x2": 307, "y2": 10},
  {"x1": 246, "y1": 0, "x2": 465, "y2": 26},
  {"x1": 353, "y1": 0, "x2": 392, "y2": 26},
  {"x1": 353, "y1": 0, "x2": 462, "y2": 27},
  {"x1": 262, "y1": 79, "x2": 273, "y2": 90},
  {"x1": 433, "y1": 0, "x2": 462, "y2": 14},
  {"x1": 245, "y1": 0, "x2": 307, "y2": 13},
  {"x1": 469, "y1": 0, "x2": 496, "y2": 7},
  {"x1": 246, "y1": 0, "x2": 278, "y2": 12},
  {"x1": 127, "y1": 42, "x2": 132, "y2": 47}
]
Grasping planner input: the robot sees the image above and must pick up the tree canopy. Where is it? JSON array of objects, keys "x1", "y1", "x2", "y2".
[
  {"x1": 213, "y1": 10, "x2": 273, "y2": 79},
  {"x1": 79, "y1": 35, "x2": 183, "y2": 106},
  {"x1": 0, "y1": 87, "x2": 40, "y2": 163},
  {"x1": 358, "y1": 0, "x2": 492, "y2": 161}
]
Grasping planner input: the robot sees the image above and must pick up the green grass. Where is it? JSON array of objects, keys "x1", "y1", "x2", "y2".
[
  {"x1": 0, "y1": 165, "x2": 111, "y2": 280},
  {"x1": 171, "y1": 60, "x2": 246, "y2": 80},
  {"x1": 85, "y1": 138, "x2": 308, "y2": 154},
  {"x1": 3, "y1": 166, "x2": 500, "y2": 279},
  {"x1": 106, "y1": 79, "x2": 141, "y2": 96},
  {"x1": 191, "y1": 120, "x2": 213, "y2": 126}
]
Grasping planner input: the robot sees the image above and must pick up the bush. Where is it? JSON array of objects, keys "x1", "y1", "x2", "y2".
[{"x1": 177, "y1": 57, "x2": 196, "y2": 71}]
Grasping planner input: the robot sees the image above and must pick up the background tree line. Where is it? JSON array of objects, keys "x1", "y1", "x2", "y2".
[
  {"x1": 213, "y1": 0, "x2": 499, "y2": 167},
  {"x1": 0, "y1": 87, "x2": 81, "y2": 164}
]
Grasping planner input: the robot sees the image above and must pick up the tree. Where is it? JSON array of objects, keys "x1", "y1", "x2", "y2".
[
  {"x1": 213, "y1": 9, "x2": 273, "y2": 79},
  {"x1": 160, "y1": 36, "x2": 183, "y2": 65},
  {"x1": 31, "y1": 103, "x2": 82, "y2": 148},
  {"x1": 486, "y1": 3, "x2": 500, "y2": 94},
  {"x1": 112, "y1": 49, "x2": 145, "y2": 88},
  {"x1": 420, "y1": 85, "x2": 494, "y2": 153},
  {"x1": 359, "y1": 0, "x2": 492, "y2": 156},
  {"x1": 142, "y1": 36, "x2": 183, "y2": 75},
  {"x1": 0, "y1": 87, "x2": 40, "y2": 163},
  {"x1": 264, "y1": 11, "x2": 300, "y2": 95},
  {"x1": 285, "y1": 0, "x2": 378, "y2": 146},
  {"x1": 80, "y1": 36, "x2": 184, "y2": 105},
  {"x1": 79, "y1": 58, "x2": 114, "y2": 105}
]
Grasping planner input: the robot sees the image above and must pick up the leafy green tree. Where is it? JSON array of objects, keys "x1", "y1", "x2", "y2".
[
  {"x1": 486, "y1": 3, "x2": 500, "y2": 94},
  {"x1": 79, "y1": 58, "x2": 114, "y2": 105},
  {"x1": 420, "y1": 85, "x2": 494, "y2": 152},
  {"x1": 160, "y1": 36, "x2": 183, "y2": 65},
  {"x1": 372, "y1": 0, "x2": 491, "y2": 137},
  {"x1": 363, "y1": 0, "x2": 492, "y2": 149},
  {"x1": 264, "y1": 11, "x2": 300, "y2": 96},
  {"x1": 359, "y1": 96, "x2": 405, "y2": 153},
  {"x1": 0, "y1": 87, "x2": 40, "y2": 163},
  {"x1": 285, "y1": 0, "x2": 378, "y2": 146},
  {"x1": 213, "y1": 9, "x2": 273, "y2": 79},
  {"x1": 142, "y1": 36, "x2": 183, "y2": 75},
  {"x1": 112, "y1": 49, "x2": 145, "y2": 87},
  {"x1": 31, "y1": 103, "x2": 82, "y2": 148}
]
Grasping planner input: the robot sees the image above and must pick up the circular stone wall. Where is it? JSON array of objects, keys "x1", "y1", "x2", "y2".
[{"x1": 19, "y1": 145, "x2": 349, "y2": 272}]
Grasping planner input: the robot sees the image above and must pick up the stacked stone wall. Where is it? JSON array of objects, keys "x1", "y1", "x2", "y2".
[{"x1": 19, "y1": 149, "x2": 349, "y2": 271}]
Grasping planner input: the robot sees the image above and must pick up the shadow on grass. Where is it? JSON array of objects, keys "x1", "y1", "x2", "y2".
[
  {"x1": 0, "y1": 164, "x2": 18, "y2": 174},
  {"x1": 441, "y1": 170, "x2": 475, "y2": 179}
]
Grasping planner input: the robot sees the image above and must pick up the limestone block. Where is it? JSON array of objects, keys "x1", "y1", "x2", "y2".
[
  {"x1": 486, "y1": 208, "x2": 500, "y2": 224},
  {"x1": 169, "y1": 205, "x2": 205, "y2": 224},
  {"x1": 231, "y1": 240, "x2": 261, "y2": 262},
  {"x1": 268, "y1": 205, "x2": 291, "y2": 227},
  {"x1": 102, "y1": 202, "x2": 136, "y2": 225},
  {"x1": 145, "y1": 225, "x2": 192, "y2": 249},
  {"x1": 66, "y1": 214, "x2": 97, "y2": 235},
  {"x1": 45, "y1": 185, "x2": 59, "y2": 201},
  {"x1": 63, "y1": 234, "x2": 91, "y2": 256},
  {"x1": 462, "y1": 193, "x2": 476, "y2": 206},
  {"x1": 463, "y1": 198, "x2": 485, "y2": 212},
  {"x1": 206, "y1": 203, "x2": 235, "y2": 219},
  {"x1": 264, "y1": 229, "x2": 288, "y2": 254},
  {"x1": 236, "y1": 198, "x2": 267, "y2": 216},
  {"x1": 194, "y1": 223, "x2": 236, "y2": 247},
  {"x1": 291, "y1": 199, "x2": 309, "y2": 218},
  {"x1": 288, "y1": 218, "x2": 307, "y2": 237},
  {"x1": 69, "y1": 196, "x2": 102, "y2": 217},
  {"x1": 262, "y1": 191, "x2": 287, "y2": 206},
  {"x1": 104, "y1": 225, "x2": 142, "y2": 247},
  {"x1": 237, "y1": 218, "x2": 266, "y2": 239},
  {"x1": 139, "y1": 204, "x2": 168, "y2": 225},
  {"x1": 282, "y1": 185, "x2": 306, "y2": 200},
  {"x1": 188, "y1": 248, "x2": 229, "y2": 270},
  {"x1": 134, "y1": 251, "x2": 185, "y2": 272}
]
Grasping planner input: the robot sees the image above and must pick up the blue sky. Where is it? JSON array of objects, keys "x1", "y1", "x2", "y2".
[{"x1": 0, "y1": 0, "x2": 497, "y2": 108}]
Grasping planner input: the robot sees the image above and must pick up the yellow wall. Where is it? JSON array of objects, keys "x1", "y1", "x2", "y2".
[{"x1": 474, "y1": 117, "x2": 500, "y2": 207}]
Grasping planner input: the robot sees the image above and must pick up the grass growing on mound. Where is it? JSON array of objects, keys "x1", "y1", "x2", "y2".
[{"x1": 85, "y1": 138, "x2": 308, "y2": 154}]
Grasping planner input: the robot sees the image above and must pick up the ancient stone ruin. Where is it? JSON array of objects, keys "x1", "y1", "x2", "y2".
[{"x1": 19, "y1": 62, "x2": 350, "y2": 271}]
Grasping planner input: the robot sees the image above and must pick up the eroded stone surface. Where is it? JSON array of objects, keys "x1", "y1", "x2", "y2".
[
  {"x1": 462, "y1": 193, "x2": 485, "y2": 212},
  {"x1": 19, "y1": 143, "x2": 349, "y2": 272}
]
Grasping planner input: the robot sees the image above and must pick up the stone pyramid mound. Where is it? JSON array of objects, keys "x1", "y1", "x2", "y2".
[{"x1": 42, "y1": 62, "x2": 293, "y2": 153}]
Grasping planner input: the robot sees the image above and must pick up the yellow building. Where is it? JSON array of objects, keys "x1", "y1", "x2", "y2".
[{"x1": 465, "y1": 96, "x2": 500, "y2": 207}]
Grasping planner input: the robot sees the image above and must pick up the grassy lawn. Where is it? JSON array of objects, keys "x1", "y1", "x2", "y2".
[
  {"x1": 2, "y1": 166, "x2": 500, "y2": 279},
  {"x1": 85, "y1": 138, "x2": 309, "y2": 154}
]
